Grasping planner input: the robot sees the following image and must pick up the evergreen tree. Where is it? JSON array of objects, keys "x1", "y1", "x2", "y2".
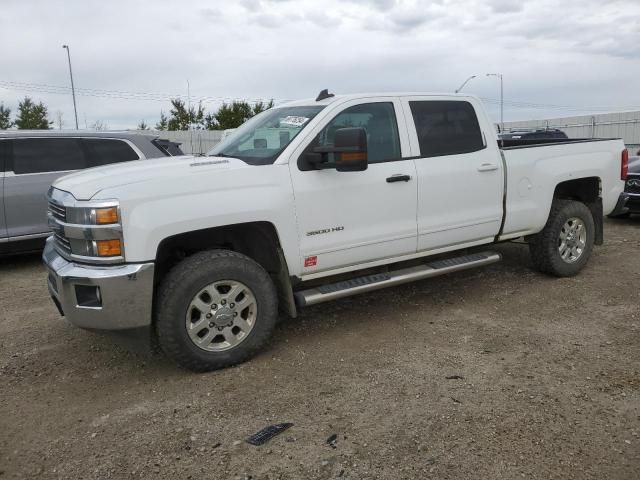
[
  {"x1": 207, "y1": 101, "x2": 253, "y2": 130},
  {"x1": 166, "y1": 99, "x2": 205, "y2": 130},
  {"x1": 160, "y1": 97, "x2": 274, "y2": 131},
  {"x1": 252, "y1": 99, "x2": 274, "y2": 116},
  {"x1": 0, "y1": 104, "x2": 12, "y2": 129},
  {"x1": 155, "y1": 111, "x2": 168, "y2": 130},
  {"x1": 14, "y1": 97, "x2": 52, "y2": 129}
]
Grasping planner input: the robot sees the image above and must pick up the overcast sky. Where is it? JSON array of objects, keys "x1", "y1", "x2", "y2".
[{"x1": 1, "y1": 0, "x2": 639, "y2": 129}]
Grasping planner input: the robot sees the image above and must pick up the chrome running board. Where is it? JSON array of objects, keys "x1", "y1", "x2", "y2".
[{"x1": 294, "y1": 251, "x2": 501, "y2": 307}]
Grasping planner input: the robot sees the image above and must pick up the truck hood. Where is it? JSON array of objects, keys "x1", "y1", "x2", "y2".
[{"x1": 53, "y1": 155, "x2": 249, "y2": 200}]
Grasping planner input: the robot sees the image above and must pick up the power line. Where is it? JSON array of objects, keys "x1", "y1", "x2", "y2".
[
  {"x1": 2, "y1": 79, "x2": 640, "y2": 114},
  {"x1": 0, "y1": 80, "x2": 287, "y2": 105}
]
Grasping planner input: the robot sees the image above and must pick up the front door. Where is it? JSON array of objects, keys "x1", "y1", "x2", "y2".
[
  {"x1": 289, "y1": 99, "x2": 417, "y2": 276},
  {"x1": 402, "y1": 98, "x2": 504, "y2": 253}
]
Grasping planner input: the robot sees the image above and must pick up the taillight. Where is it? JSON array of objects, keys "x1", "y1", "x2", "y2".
[{"x1": 621, "y1": 148, "x2": 629, "y2": 180}]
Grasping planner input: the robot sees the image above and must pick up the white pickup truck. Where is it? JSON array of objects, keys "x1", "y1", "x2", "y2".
[{"x1": 44, "y1": 91, "x2": 629, "y2": 371}]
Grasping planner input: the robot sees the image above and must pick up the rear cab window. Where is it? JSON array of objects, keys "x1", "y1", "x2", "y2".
[{"x1": 408, "y1": 100, "x2": 485, "y2": 157}]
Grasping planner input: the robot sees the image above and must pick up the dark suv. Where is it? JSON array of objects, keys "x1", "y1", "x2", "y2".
[
  {"x1": 611, "y1": 153, "x2": 640, "y2": 217},
  {"x1": 0, "y1": 131, "x2": 183, "y2": 254}
]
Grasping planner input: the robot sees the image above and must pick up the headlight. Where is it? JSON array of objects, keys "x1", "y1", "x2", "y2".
[
  {"x1": 65, "y1": 206, "x2": 120, "y2": 225},
  {"x1": 48, "y1": 189, "x2": 124, "y2": 264}
]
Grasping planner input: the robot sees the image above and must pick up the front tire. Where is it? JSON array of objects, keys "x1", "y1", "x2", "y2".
[
  {"x1": 529, "y1": 199, "x2": 595, "y2": 277},
  {"x1": 155, "y1": 250, "x2": 278, "y2": 372}
]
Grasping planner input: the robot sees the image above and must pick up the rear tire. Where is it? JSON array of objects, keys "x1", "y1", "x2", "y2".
[
  {"x1": 155, "y1": 249, "x2": 278, "y2": 372},
  {"x1": 529, "y1": 200, "x2": 595, "y2": 277}
]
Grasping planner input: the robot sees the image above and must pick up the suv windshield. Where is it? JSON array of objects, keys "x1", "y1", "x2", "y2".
[{"x1": 208, "y1": 106, "x2": 324, "y2": 165}]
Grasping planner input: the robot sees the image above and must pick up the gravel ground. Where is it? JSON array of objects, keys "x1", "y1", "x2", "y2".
[{"x1": 1, "y1": 218, "x2": 639, "y2": 479}]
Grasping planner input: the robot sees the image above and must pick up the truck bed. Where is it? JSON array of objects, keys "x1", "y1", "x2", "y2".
[
  {"x1": 499, "y1": 137, "x2": 619, "y2": 149},
  {"x1": 498, "y1": 137, "x2": 625, "y2": 241}
]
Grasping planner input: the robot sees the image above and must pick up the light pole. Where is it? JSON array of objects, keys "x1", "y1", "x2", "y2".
[
  {"x1": 455, "y1": 75, "x2": 476, "y2": 93},
  {"x1": 486, "y1": 73, "x2": 503, "y2": 133},
  {"x1": 62, "y1": 45, "x2": 79, "y2": 129}
]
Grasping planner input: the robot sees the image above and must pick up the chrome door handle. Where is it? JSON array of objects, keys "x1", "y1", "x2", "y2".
[
  {"x1": 477, "y1": 163, "x2": 499, "y2": 172},
  {"x1": 386, "y1": 174, "x2": 412, "y2": 183}
]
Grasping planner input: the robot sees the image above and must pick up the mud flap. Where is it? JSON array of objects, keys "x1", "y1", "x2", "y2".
[
  {"x1": 588, "y1": 198, "x2": 604, "y2": 245},
  {"x1": 275, "y1": 247, "x2": 297, "y2": 318}
]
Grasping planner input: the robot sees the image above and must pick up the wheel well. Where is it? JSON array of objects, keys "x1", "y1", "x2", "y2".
[
  {"x1": 154, "y1": 222, "x2": 297, "y2": 318},
  {"x1": 554, "y1": 177, "x2": 600, "y2": 203},
  {"x1": 553, "y1": 177, "x2": 603, "y2": 245},
  {"x1": 156, "y1": 222, "x2": 281, "y2": 275}
]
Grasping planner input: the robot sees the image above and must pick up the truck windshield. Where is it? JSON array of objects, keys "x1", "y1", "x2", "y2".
[{"x1": 208, "y1": 106, "x2": 325, "y2": 165}]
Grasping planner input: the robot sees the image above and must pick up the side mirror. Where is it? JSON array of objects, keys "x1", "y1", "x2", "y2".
[
  {"x1": 305, "y1": 127, "x2": 368, "y2": 171},
  {"x1": 334, "y1": 127, "x2": 368, "y2": 172}
]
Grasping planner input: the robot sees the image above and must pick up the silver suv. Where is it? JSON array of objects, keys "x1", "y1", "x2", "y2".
[{"x1": 0, "y1": 131, "x2": 183, "y2": 254}]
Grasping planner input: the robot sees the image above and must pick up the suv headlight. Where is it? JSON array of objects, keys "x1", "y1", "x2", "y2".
[{"x1": 48, "y1": 188, "x2": 124, "y2": 263}]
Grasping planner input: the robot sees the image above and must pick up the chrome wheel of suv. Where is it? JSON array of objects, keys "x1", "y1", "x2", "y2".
[{"x1": 185, "y1": 280, "x2": 257, "y2": 352}]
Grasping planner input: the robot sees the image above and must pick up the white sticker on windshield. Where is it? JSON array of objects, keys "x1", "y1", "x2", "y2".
[{"x1": 280, "y1": 116, "x2": 309, "y2": 127}]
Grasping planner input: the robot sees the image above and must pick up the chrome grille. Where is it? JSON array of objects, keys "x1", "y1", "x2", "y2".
[
  {"x1": 53, "y1": 232, "x2": 72, "y2": 255},
  {"x1": 48, "y1": 201, "x2": 67, "y2": 222}
]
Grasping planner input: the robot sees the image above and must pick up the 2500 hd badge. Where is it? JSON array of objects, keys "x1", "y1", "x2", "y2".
[{"x1": 306, "y1": 226, "x2": 345, "y2": 236}]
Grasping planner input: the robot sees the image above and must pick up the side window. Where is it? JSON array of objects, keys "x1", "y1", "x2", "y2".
[
  {"x1": 0, "y1": 139, "x2": 10, "y2": 172},
  {"x1": 83, "y1": 139, "x2": 140, "y2": 167},
  {"x1": 409, "y1": 101, "x2": 485, "y2": 157},
  {"x1": 302, "y1": 102, "x2": 401, "y2": 168},
  {"x1": 12, "y1": 138, "x2": 85, "y2": 174}
]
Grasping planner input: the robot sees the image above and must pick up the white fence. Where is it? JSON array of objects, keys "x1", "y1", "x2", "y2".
[
  {"x1": 503, "y1": 111, "x2": 640, "y2": 154},
  {"x1": 149, "y1": 130, "x2": 225, "y2": 155}
]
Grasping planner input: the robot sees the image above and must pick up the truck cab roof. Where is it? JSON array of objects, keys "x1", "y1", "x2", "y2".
[{"x1": 279, "y1": 92, "x2": 477, "y2": 108}]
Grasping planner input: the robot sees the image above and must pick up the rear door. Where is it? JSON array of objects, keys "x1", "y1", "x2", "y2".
[
  {"x1": 4, "y1": 137, "x2": 85, "y2": 238},
  {"x1": 402, "y1": 98, "x2": 504, "y2": 253},
  {"x1": 0, "y1": 139, "x2": 8, "y2": 240}
]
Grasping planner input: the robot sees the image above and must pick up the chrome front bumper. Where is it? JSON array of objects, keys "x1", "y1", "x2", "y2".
[{"x1": 43, "y1": 237, "x2": 155, "y2": 330}]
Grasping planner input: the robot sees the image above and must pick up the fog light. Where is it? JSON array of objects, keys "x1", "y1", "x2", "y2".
[
  {"x1": 96, "y1": 239, "x2": 122, "y2": 257},
  {"x1": 75, "y1": 285, "x2": 102, "y2": 308}
]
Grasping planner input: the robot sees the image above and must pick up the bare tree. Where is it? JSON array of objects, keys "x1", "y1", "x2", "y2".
[
  {"x1": 55, "y1": 110, "x2": 65, "y2": 130},
  {"x1": 91, "y1": 120, "x2": 108, "y2": 131}
]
